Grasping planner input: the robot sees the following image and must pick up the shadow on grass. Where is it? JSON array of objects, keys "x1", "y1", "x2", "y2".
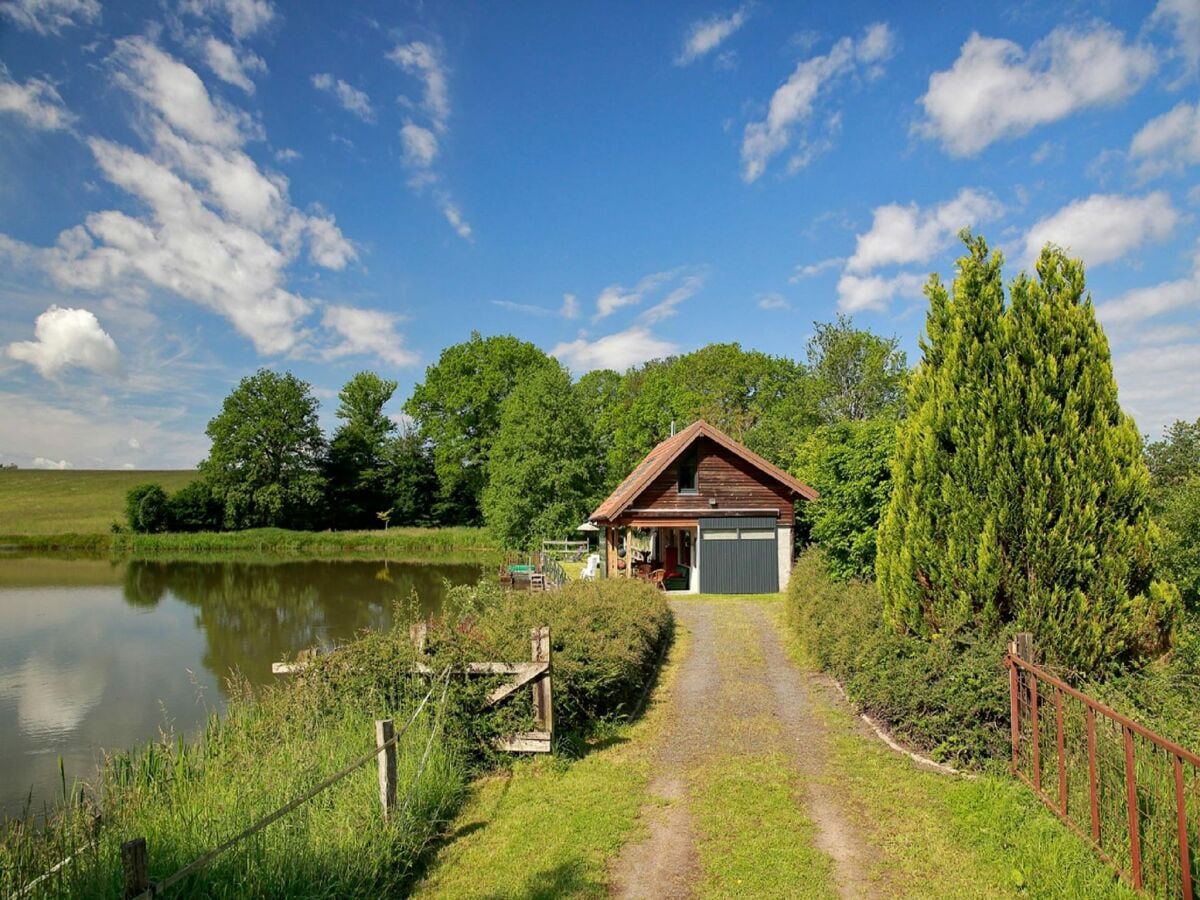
[{"x1": 483, "y1": 858, "x2": 597, "y2": 900}]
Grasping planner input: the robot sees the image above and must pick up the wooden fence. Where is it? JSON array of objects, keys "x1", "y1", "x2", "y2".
[{"x1": 1008, "y1": 635, "x2": 1198, "y2": 897}]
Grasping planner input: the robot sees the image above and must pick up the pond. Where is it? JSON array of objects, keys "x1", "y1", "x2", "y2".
[{"x1": 0, "y1": 555, "x2": 486, "y2": 820}]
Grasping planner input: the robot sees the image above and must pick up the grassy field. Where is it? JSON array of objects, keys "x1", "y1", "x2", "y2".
[{"x1": 0, "y1": 469, "x2": 197, "y2": 534}]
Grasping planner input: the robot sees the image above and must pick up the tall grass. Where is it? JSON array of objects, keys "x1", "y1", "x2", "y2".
[
  {"x1": 0, "y1": 527, "x2": 498, "y2": 559},
  {"x1": 2, "y1": 670, "x2": 463, "y2": 898}
]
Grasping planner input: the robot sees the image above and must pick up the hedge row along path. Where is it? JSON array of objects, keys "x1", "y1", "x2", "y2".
[{"x1": 611, "y1": 598, "x2": 874, "y2": 898}]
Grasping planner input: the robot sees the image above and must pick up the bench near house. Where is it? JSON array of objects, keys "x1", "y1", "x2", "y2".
[{"x1": 588, "y1": 420, "x2": 818, "y2": 594}]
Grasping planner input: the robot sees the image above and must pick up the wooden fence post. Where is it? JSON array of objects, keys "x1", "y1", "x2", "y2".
[
  {"x1": 121, "y1": 837, "x2": 148, "y2": 899},
  {"x1": 376, "y1": 719, "x2": 396, "y2": 822},
  {"x1": 532, "y1": 626, "x2": 553, "y2": 740},
  {"x1": 409, "y1": 622, "x2": 427, "y2": 654},
  {"x1": 1008, "y1": 639, "x2": 1020, "y2": 774},
  {"x1": 1014, "y1": 632, "x2": 1033, "y2": 663}
]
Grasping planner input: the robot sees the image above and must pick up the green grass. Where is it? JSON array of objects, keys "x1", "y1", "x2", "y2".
[
  {"x1": 0, "y1": 526, "x2": 498, "y2": 558},
  {"x1": 0, "y1": 469, "x2": 197, "y2": 535},
  {"x1": 691, "y1": 754, "x2": 837, "y2": 899},
  {"x1": 409, "y1": 619, "x2": 686, "y2": 898},
  {"x1": 2, "y1": 674, "x2": 464, "y2": 899}
]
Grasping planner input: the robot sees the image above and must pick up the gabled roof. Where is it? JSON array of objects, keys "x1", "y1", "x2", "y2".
[{"x1": 590, "y1": 420, "x2": 818, "y2": 523}]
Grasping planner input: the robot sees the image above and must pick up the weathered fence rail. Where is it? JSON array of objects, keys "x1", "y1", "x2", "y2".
[{"x1": 1008, "y1": 635, "x2": 1198, "y2": 897}]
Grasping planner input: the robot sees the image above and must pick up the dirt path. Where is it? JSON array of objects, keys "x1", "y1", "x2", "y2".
[{"x1": 610, "y1": 598, "x2": 875, "y2": 899}]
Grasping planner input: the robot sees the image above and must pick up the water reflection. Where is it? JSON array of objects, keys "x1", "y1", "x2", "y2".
[{"x1": 0, "y1": 556, "x2": 483, "y2": 819}]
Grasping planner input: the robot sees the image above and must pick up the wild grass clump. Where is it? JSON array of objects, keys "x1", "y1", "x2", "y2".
[
  {"x1": 2, "y1": 575, "x2": 671, "y2": 897},
  {"x1": 787, "y1": 547, "x2": 1009, "y2": 767}
]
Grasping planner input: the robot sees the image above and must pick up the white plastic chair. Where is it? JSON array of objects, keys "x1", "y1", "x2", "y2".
[{"x1": 581, "y1": 553, "x2": 600, "y2": 580}]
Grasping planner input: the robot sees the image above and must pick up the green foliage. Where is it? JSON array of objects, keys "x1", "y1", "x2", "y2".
[
  {"x1": 124, "y1": 483, "x2": 171, "y2": 533},
  {"x1": 604, "y1": 343, "x2": 816, "y2": 482},
  {"x1": 1146, "y1": 419, "x2": 1200, "y2": 611},
  {"x1": 383, "y1": 428, "x2": 439, "y2": 527},
  {"x1": 794, "y1": 418, "x2": 895, "y2": 580},
  {"x1": 806, "y1": 313, "x2": 907, "y2": 423},
  {"x1": 1145, "y1": 417, "x2": 1200, "y2": 486},
  {"x1": 483, "y1": 364, "x2": 601, "y2": 548},
  {"x1": 878, "y1": 235, "x2": 1176, "y2": 672},
  {"x1": 787, "y1": 548, "x2": 1008, "y2": 767},
  {"x1": 404, "y1": 332, "x2": 557, "y2": 525},
  {"x1": 200, "y1": 370, "x2": 327, "y2": 531},
  {"x1": 325, "y1": 372, "x2": 400, "y2": 529},
  {"x1": 167, "y1": 479, "x2": 224, "y2": 532}
]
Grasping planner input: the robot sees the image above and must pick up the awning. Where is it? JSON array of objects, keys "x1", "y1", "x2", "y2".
[{"x1": 575, "y1": 521, "x2": 600, "y2": 532}]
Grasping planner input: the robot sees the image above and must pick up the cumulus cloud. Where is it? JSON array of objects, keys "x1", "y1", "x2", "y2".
[
  {"x1": 1129, "y1": 101, "x2": 1200, "y2": 178},
  {"x1": 846, "y1": 189, "x2": 1004, "y2": 273},
  {"x1": 1151, "y1": 0, "x2": 1200, "y2": 76},
  {"x1": 32, "y1": 457, "x2": 73, "y2": 469},
  {"x1": 917, "y1": 23, "x2": 1155, "y2": 157},
  {"x1": 1023, "y1": 192, "x2": 1177, "y2": 267},
  {"x1": 8, "y1": 305, "x2": 122, "y2": 378},
  {"x1": 1112, "y1": 342, "x2": 1200, "y2": 434},
  {"x1": 0, "y1": 0, "x2": 98, "y2": 34},
  {"x1": 0, "y1": 38, "x2": 362, "y2": 358},
  {"x1": 0, "y1": 65, "x2": 75, "y2": 130},
  {"x1": 321, "y1": 305, "x2": 419, "y2": 368},
  {"x1": 676, "y1": 5, "x2": 751, "y2": 66},
  {"x1": 312, "y1": 73, "x2": 374, "y2": 122},
  {"x1": 552, "y1": 326, "x2": 679, "y2": 374},
  {"x1": 836, "y1": 272, "x2": 925, "y2": 313},
  {"x1": 202, "y1": 36, "x2": 266, "y2": 94},
  {"x1": 741, "y1": 23, "x2": 895, "y2": 182},
  {"x1": 1097, "y1": 244, "x2": 1200, "y2": 325},
  {"x1": 180, "y1": 0, "x2": 275, "y2": 40},
  {"x1": 388, "y1": 41, "x2": 450, "y2": 131}
]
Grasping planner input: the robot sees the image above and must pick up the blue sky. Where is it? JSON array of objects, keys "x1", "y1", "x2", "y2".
[{"x1": 1, "y1": 0, "x2": 1198, "y2": 469}]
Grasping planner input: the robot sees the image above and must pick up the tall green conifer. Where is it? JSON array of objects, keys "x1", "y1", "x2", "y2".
[{"x1": 877, "y1": 235, "x2": 1177, "y2": 671}]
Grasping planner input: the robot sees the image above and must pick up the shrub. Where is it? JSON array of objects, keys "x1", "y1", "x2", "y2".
[
  {"x1": 168, "y1": 479, "x2": 225, "y2": 532},
  {"x1": 125, "y1": 483, "x2": 172, "y2": 533},
  {"x1": 787, "y1": 548, "x2": 1008, "y2": 767}
]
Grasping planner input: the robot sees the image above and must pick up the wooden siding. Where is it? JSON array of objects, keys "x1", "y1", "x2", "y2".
[{"x1": 619, "y1": 437, "x2": 796, "y2": 526}]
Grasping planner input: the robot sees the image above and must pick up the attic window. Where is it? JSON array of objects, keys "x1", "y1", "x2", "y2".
[{"x1": 677, "y1": 449, "x2": 698, "y2": 494}]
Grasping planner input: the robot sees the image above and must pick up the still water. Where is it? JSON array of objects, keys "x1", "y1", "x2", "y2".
[{"x1": 0, "y1": 556, "x2": 484, "y2": 819}]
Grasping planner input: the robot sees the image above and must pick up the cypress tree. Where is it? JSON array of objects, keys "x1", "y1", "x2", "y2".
[{"x1": 877, "y1": 234, "x2": 1177, "y2": 671}]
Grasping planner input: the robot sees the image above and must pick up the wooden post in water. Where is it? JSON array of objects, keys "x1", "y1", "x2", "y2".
[
  {"x1": 121, "y1": 837, "x2": 148, "y2": 899},
  {"x1": 376, "y1": 719, "x2": 397, "y2": 822}
]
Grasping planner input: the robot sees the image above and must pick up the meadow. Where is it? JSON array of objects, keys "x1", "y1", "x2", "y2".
[{"x1": 0, "y1": 470, "x2": 197, "y2": 535}]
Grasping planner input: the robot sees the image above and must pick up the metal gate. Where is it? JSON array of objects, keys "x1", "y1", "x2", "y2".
[{"x1": 698, "y1": 516, "x2": 778, "y2": 594}]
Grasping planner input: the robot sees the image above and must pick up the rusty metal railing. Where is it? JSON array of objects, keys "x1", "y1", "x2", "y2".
[{"x1": 1008, "y1": 642, "x2": 1198, "y2": 897}]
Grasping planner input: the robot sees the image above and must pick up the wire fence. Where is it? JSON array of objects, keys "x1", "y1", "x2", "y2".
[{"x1": 1009, "y1": 646, "x2": 1198, "y2": 898}]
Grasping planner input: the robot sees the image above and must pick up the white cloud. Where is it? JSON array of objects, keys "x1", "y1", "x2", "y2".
[
  {"x1": 1113, "y1": 342, "x2": 1200, "y2": 434},
  {"x1": 836, "y1": 272, "x2": 925, "y2": 313},
  {"x1": 8, "y1": 305, "x2": 122, "y2": 378},
  {"x1": 917, "y1": 24, "x2": 1155, "y2": 157},
  {"x1": 32, "y1": 457, "x2": 73, "y2": 469},
  {"x1": 202, "y1": 36, "x2": 266, "y2": 94},
  {"x1": 1129, "y1": 101, "x2": 1200, "y2": 178},
  {"x1": 312, "y1": 73, "x2": 374, "y2": 123},
  {"x1": 1023, "y1": 192, "x2": 1177, "y2": 267},
  {"x1": 676, "y1": 5, "x2": 751, "y2": 66},
  {"x1": 757, "y1": 292, "x2": 789, "y2": 310},
  {"x1": 439, "y1": 197, "x2": 472, "y2": 240},
  {"x1": 1151, "y1": 0, "x2": 1200, "y2": 77},
  {"x1": 741, "y1": 23, "x2": 895, "y2": 182},
  {"x1": 789, "y1": 257, "x2": 843, "y2": 281},
  {"x1": 594, "y1": 270, "x2": 677, "y2": 320},
  {"x1": 1097, "y1": 244, "x2": 1200, "y2": 325},
  {"x1": 561, "y1": 293, "x2": 579, "y2": 320},
  {"x1": 847, "y1": 188, "x2": 1004, "y2": 273},
  {"x1": 114, "y1": 36, "x2": 253, "y2": 149},
  {"x1": 0, "y1": 65, "x2": 74, "y2": 130},
  {"x1": 0, "y1": 40, "x2": 356, "y2": 356},
  {"x1": 641, "y1": 272, "x2": 706, "y2": 324},
  {"x1": 274, "y1": 147, "x2": 300, "y2": 163},
  {"x1": 400, "y1": 121, "x2": 438, "y2": 167},
  {"x1": 388, "y1": 41, "x2": 450, "y2": 131},
  {"x1": 0, "y1": 0, "x2": 98, "y2": 34},
  {"x1": 180, "y1": 0, "x2": 275, "y2": 40},
  {"x1": 552, "y1": 326, "x2": 678, "y2": 374},
  {"x1": 321, "y1": 305, "x2": 419, "y2": 368}
]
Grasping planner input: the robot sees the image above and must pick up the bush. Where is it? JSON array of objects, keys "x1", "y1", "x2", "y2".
[
  {"x1": 168, "y1": 479, "x2": 225, "y2": 532},
  {"x1": 125, "y1": 483, "x2": 171, "y2": 533},
  {"x1": 787, "y1": 548, "x2": 1008, "y2": 767}
]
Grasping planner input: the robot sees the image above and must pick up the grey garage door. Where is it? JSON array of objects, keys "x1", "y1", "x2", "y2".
[{"x1": 698, "y1": 516, "x2": 778, "y2": 594}]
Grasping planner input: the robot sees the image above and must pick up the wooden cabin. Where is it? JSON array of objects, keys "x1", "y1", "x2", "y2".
[{"x1": 588, "y1": 420, "x2": 818, "y2": 594}]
